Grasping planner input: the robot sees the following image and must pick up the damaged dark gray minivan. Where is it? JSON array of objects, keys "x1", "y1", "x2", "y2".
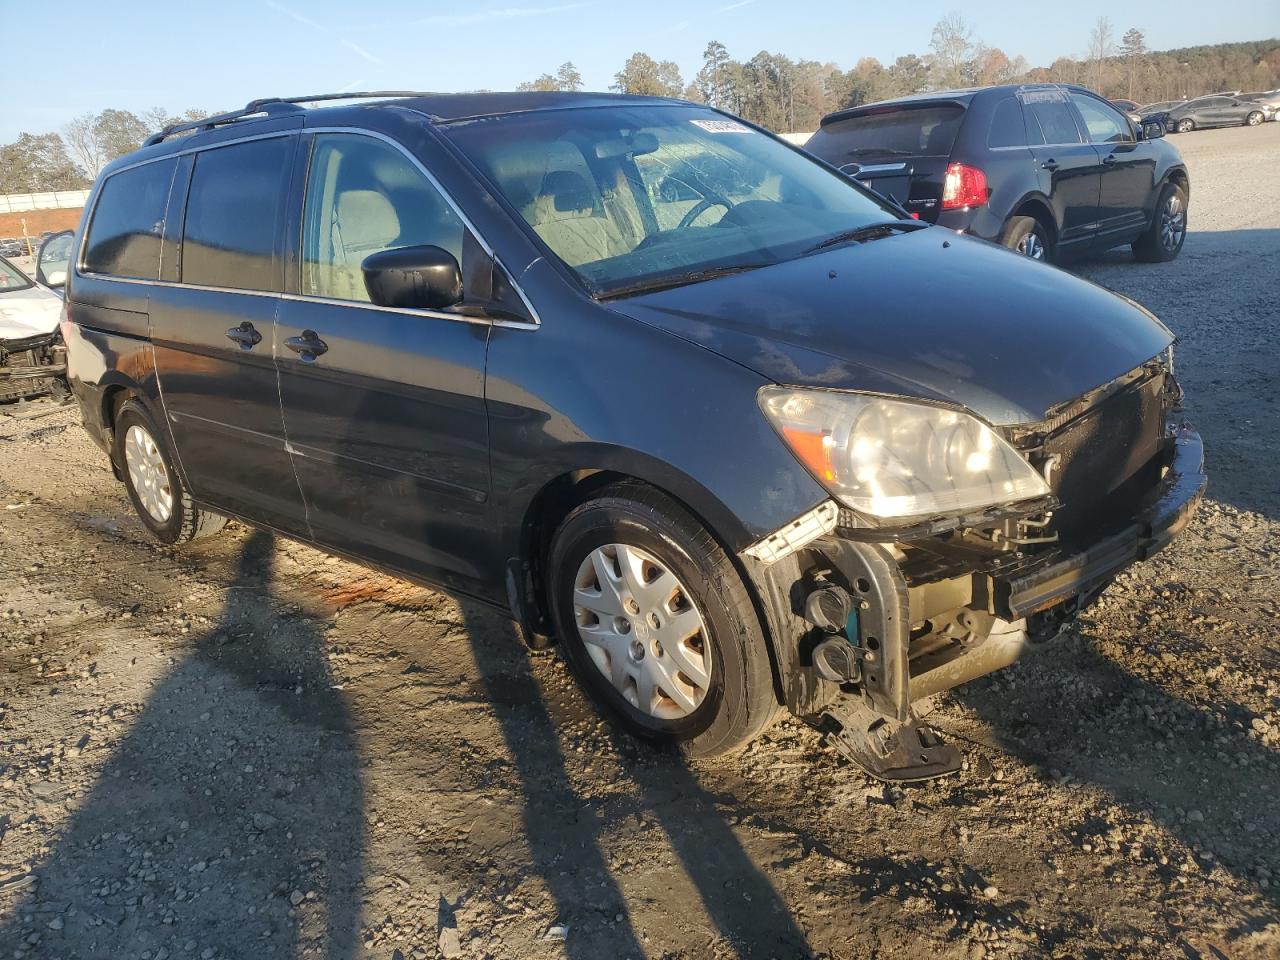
[{"x1": 49, "y1": 92, "x2": 1204, "y2": 779}]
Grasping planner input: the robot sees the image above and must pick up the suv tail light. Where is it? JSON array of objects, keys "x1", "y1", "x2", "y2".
[{"x1": 941, "y1": 162, "x2": 988, "y2": 211}]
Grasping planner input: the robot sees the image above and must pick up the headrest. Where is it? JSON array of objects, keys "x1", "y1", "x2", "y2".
[
  {"x1": 335, "y1": 189, "x2": 401, "y2": 249},
  {"x1": 539, "y1": 170, "x2": 595, "y2": 213}
]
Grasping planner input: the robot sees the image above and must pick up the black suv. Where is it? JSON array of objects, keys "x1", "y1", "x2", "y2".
[
  {"x1": 42, "y1": 91, "x2": 1204, "y2": 778},
  {"x1": 805, "y1": 83, "x2": 1189, "y2": 264}
]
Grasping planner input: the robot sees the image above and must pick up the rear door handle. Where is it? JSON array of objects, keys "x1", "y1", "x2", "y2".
[
  {"x1": 225, "y1": 321, "x2": 262, "y2": 349},
  {"x1": 1041, "y1": 159, "x2": 1059, "y2": 171},
  {"x1": 285, "y1": 330, "x2": 329, "y2": 361}
]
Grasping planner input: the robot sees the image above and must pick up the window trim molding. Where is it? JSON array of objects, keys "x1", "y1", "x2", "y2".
[{"x1": 73, "y1": 126, "x2": 541, "y2": 331}]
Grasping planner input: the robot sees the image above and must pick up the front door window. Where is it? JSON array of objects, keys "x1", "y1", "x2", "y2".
[{"x1": 302, "y1": 134, "x2": 465, "y2": 303}]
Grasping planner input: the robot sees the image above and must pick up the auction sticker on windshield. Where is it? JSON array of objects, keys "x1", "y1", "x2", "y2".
[{"x1": 690, "y1": 119, "x2": 752, "y2": 133}]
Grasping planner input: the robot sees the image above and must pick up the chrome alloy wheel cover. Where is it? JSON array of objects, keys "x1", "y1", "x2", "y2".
[
  {"x1": 572, "y1": 543, "x2": 712, "y2": 720},
  {"x1": 1160, "y1": 193, "x2": 1186, "y2": 252},
  {"x1": 124, "y1": 424, "x2": 174, "y2": 523},
  {"x1": 1017, "y1": 230, "x2": 1045, "y2": 260}
]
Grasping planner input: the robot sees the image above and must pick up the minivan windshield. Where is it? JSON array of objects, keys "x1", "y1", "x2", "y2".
[
  {"x1": 0, "y1": 257, "x2": 34, "y2": 292},
  {"x1": 443, "y1": 106, "x2": 898, "y2": 297}
]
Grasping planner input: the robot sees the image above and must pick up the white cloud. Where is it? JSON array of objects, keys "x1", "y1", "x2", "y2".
[
  {"x1": 413, "y1": 3, "x2": 593, "y2": 27},
  {"x1": 265, "y1": 0, "x2": 386, "y2": 65}
]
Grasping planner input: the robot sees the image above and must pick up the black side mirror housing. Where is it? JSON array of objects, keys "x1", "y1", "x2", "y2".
[
  {"x1": 1140, "y1": 119, "x2": 1165, "y2": 141},
  {"x1": 362, "y1": 245, "x2": 463, "y2": 310}
]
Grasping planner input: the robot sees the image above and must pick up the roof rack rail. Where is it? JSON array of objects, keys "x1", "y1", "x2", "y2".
[{"x1": 143, "y1": 91, "x2": 436, "y2": 147}]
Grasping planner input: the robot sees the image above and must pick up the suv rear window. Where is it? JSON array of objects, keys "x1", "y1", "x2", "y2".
[
  {"x1": 807, "y1": 104, "x2": 965, "y2": 165},
  {"x1": 82, "y1": 159, "x2": 176, "y2": 280}
]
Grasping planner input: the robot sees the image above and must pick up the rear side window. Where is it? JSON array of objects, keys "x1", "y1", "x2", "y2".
[
  {"x1": 988, "y1": 98, "x2": 1028, "y2": 148},
  {"x1": 1020, "y1": 91, "x2": 1083, "y2": 146},
  {"x1": 83, "y1": 159, "x2": 176, "y2": 280},
  {"x1": 182, "y1": 137, "x2": 291, "y2": 292},
  {"x1": 807, "y1": 104, "x2": 966, "y2": 165}
]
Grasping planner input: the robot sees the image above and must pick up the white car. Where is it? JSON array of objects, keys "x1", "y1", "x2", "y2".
[{"x1": 0, "y1": 256, "x2": 66, "y2": 402}]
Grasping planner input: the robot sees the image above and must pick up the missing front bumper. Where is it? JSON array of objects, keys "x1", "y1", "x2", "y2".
[{"x1": 748, "y1": 425, "x2": 1206, "y2": 724}]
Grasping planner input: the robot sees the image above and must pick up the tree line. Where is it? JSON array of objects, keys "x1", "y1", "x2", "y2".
[
  {"x1": 550, "y1": 21, "x2": 1278, "y2": 131},
  {"x1": 0, "y1": 107, "x2": 208, "y2": 195},
  {"x1": 3, "y1": 21, "x2": 1277, "y2": 193}
]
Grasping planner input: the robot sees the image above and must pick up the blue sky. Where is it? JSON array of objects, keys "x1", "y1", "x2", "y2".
[{"x1": 4, "y1": 0, "x2": 1277, "y2": 140}]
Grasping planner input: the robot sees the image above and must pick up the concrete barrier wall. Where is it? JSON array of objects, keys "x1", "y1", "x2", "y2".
[{"x1": 0, "y1": 190, "x2": 92, "y2": 214}]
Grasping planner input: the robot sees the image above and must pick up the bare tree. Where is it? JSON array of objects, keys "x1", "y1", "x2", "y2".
[
  {"x1": 1088, "y1": 17, "x2": 1114, "y2": 91},
  {"x1": 929, "y1": 13, "x2": 976, "y2": 88},
  {"x1": 63, "y1": 113, "x2": 102, "y2": 179}
]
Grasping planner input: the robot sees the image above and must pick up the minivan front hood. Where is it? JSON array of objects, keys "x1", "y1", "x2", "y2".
[{"x1": 609, "y1": 229, "x2": 1174, "y2": 426}]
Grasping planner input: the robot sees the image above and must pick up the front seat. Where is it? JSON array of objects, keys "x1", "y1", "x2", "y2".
[
  {"x1": 527, "y1": 170, "x2": 625, "y2": 267},
  {"x1": 324, "y1": 189, "x2": 402, "y2": 301}
]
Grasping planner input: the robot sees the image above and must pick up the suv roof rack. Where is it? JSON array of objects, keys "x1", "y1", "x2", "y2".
[{"x1": 143, "y1": 91, "x2": 436, "y2": 146}]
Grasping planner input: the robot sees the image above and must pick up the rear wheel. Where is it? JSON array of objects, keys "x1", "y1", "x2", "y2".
[
  {"x1": 1176, "y1": 118, "x2": 1195, "y2": 133},
  {"x1": 1003, "y1": 215, "x2": 1052, "y2": 263},
  {"x1": 1133, "y1": 181, "x2": 1187, "y2": 263},
  {"x1": 114, "y1": 399, "x2": 227, "y2": 544},
  {"x1": 548, "y1": 484, "x2": 780, "y2": 758},
  {"x1": 1245, "y1": 111, "x2": 1264, "y2": 127}
]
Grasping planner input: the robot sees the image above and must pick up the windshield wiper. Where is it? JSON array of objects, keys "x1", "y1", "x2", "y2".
[
  {"x1": 598, "y1": 262, "x2": 773, "y2": 300},
  {"x1": 802, "y1": 220, "x2": 926, "y2": 255}
]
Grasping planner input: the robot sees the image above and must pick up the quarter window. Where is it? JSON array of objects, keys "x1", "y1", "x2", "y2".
[
  {"x1": 301, "y1": 134, "x2": 465, "y2": 303},
  {"x1": 182, "y1": 137, "x2": 291, "y2": 292},
  {"x1": 83, "y1": 159, "x2": 176, "y2": 280},
  {"x1": 987, "y1": 98, "x2": 1028, "y2": 148},
  {"x1": 1069, "y1": 94, "x2": 1133, "y2": 144}
]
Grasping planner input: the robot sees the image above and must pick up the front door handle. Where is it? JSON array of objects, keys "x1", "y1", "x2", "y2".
[
  {"x1": 1041, "y1": 159, "x2": 1059, "y2": 171},
  {"x1": 1102, "y1": 154, "x2": 1118, "y2": 165},
  {"x1": 285, "y1": 330, "x2": 329, "y2": 361},
  {"x1": 226, "y1": 321, "x2": 262, "y2": 350}
]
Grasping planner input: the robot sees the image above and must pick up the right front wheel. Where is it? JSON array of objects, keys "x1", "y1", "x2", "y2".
[
  {"x1": 1133, "y1": 182, "x2": 1187, "y2": 263},
  {"x1": 547, "y1": 484, "x2": 780, "y2": 759}
]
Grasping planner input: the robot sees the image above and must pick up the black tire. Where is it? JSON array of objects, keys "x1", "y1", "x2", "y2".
[
  {"x1": 1002, "y1": 215, "x2": 1053, "y2": 263},
  {"x1": 547, "y1": 483, "x2": 781, "y2": 759},
  {"x1": 1176, "y1": 118, "x2": 1194, "y2": 134},
  {"x1": 114, "y1": 399, "x2": 227, "y2": 544},
  {"x1": 1133, "y1": 181, "x2": 1188, "y2": 263},
  {"x1": 1245, "y1": 111, "x2": 1264, "y2": 127}
]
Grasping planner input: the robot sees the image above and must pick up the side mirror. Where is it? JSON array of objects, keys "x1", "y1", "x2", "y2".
[
  {"x1": 1140, "y1": 119, "x2": 1165, "y2": 141},
  {"x1": 361, "y1": 245, "x2": 462, "y2": 310},
  {"x1": 36, "y1": 230, "x2": 74, "y2": 289}
]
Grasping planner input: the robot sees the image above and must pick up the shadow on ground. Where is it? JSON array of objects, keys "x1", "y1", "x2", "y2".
[{"x1": 1, "y1": 529, "x2": 365, "y2": 960}]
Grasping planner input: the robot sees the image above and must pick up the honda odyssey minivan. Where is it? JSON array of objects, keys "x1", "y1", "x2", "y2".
[{"x1": 46, "y1": 92, "x2": 1204, "y2": 780}]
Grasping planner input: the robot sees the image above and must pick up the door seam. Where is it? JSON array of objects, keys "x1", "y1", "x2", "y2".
[{"x1": 273, "y1": 294, "x2": 316, "y2": 540}]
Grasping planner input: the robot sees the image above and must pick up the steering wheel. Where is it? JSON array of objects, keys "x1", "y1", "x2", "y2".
[{"x1": 678, "y1": 198, "x2": 731, "y2": 230}]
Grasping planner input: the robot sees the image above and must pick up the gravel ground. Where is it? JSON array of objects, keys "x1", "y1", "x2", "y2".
[{"x1": 1, "y1": 123, "x2": 1278, "y2": 960}]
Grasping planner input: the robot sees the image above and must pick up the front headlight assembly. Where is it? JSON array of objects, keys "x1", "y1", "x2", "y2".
[{"x1": 760, "y1": 387, "x2": 1050, "y2": 522}]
